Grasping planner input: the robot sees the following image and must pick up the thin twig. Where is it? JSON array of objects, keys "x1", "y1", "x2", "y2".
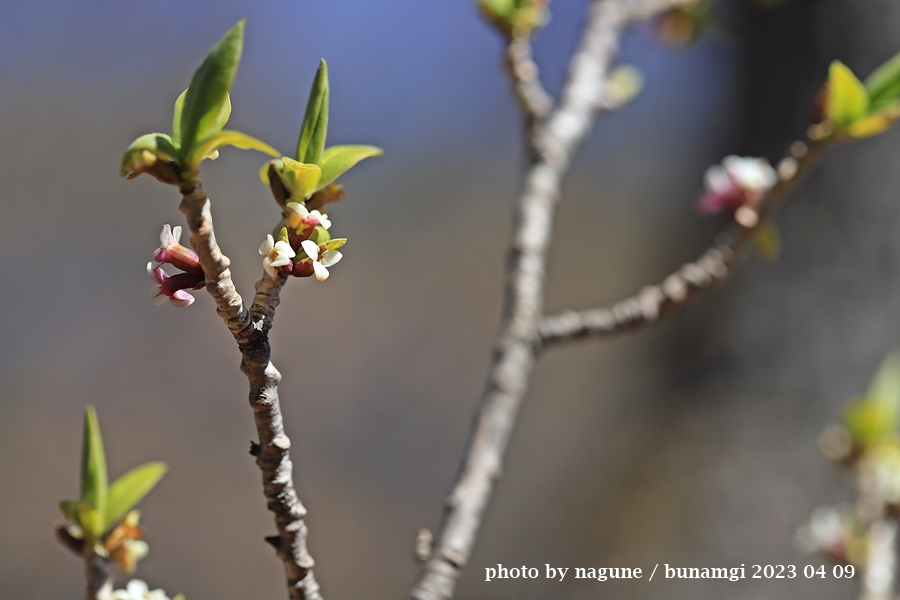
[
  {"x1": 537, "y1": 140, "x2": 828, "y2": 347},
  {"x1": 505, "y1": 37, "x2": 554, "y2": 129},
  {"x1": 178, "y1": 176, "x2": 322, "y2": 600},
  {"x1": 409, "y1": 1, "x2": 694, "y2": 598}
]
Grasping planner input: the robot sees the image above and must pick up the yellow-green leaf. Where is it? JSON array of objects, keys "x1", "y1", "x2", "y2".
[
  {"x1": 58, "y1": 499, "x2": 79, "y2": 522},
  {"x1": 867, "y1": 351, "x2": 900, "y2": 432},
  {"x1": 325, "y1": 238, "x2": 347, "y2": 251},
  {"x1": 827, "y1": 61, "x2": 869, "y2": 125},
  {"x1": 105, "y1": 461, "x2": 168, "y2": 529},
  {"x1": 179, "y1": 21, "x2": 244, "y2": 158},
  {"x1": 865, "y1": 49, "x2": 900, "y2": 110},
  {"x1": 172, "y1": 89, "x2": 187, "y2": 149},
  {"x1": 318, "y1": 145, "x2": 383, "y2": 190},
  {"x1": 847, "y1": 104, "x2": 900, "y2": 138},
  {"x1": 750, "y1": 221, "x2": 780, "y2": 261},
  {"x1": 80, "y1": 406, "x2": 108, "y2": 526},
  {"x1": 77, "y1": 502, "x2": 103, "y2": 542},
  {"x1": 186, "y1": 130, "x2": 280, "y2": 170},
  {"x1": 120, "y1": 133, "x2": 179, "y2": 177},
  {"x1": 281, "y1": 156, "x2": 322, "y2": 199},
  {"x1": 296, "y1": 60, "x2": 329, "y2": 165}
]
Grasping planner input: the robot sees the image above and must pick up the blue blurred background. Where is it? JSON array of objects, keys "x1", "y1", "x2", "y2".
[{"x1": 4, "y1": 1, "x2": 900, "y2": 599}]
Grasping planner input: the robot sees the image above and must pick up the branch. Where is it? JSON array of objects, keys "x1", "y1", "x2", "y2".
[
  {"x1": 505, "y1": 37, "x2": 554, "y2": 128},
  {"x1": 410, "y1": 1, "x2": 695, "y2": 599},
  {"x1": 537, "y1": 140, "x2": 828, "y2": 347},
  {"x1": 178, "y1": 176, "x2": 322, "y2": 600},
  {"x1": 84, "y1": 553, "x2": 113, "y2": 600},
  {"x1": 857, "y1": 461, "x2": 898, "y2": 600}
]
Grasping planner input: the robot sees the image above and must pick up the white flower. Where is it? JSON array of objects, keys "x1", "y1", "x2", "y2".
[
  {"x1": 720, "y1": 155, "x2": 777, "y2": 192},
  {"x1": 112, "y1": 579, "x2": 175, "y2": 600},
  {"x1": 259, "y1": 234, "x2": 296, "y2": 277},
  {"x1": 301, "y1": 239, "x2": 342, "y2": 282},
  {"x1": 285, "y1": 202, "x2": 331, "y2": 230}
]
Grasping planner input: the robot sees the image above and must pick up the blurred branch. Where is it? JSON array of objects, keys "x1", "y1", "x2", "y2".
[
  {"x1": 505, "y1": 37, "x2": 554, "y2": 128},
  {"x1": 84, "y1": 553, "x2": 113, "y2": 600},
  {"x1": 178, "y1": 177, "x2": 322, "y2": 600},
  {"x1": 410, "y1": 1, "x2": 696, "y2": 599},
  {"x1": 857, "y1": 461, "x2": 898, "y2": 600},
  {"x1": 537, "y1": 140, "x2": 827, "y2": 347}
]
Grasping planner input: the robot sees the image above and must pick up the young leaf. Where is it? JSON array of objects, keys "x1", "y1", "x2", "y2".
[
  {"x1": 317, "y1": 145, "x2": 383, "y2": 190},
  {"x1": 80, "y1": 406, "x2": 108, "y2": 524},
  {"x1": 846, "y1": 104, "x2": 900, "y2": 139},
  {"x1": 120, "y1": 133, "x2": 179, "y2": 178},
  {"x1": 105, "y1": 461, "x2": 168, "y2": 529},
  {"x1": 296, "y1": 60, "x2": 329, "y2": 165},
  {"x1": 178, "y1": 20, "x2": 245, "y2": 159},
  {"x1": 77, "y1": 502, "x2": 103, "y2": 542},
  {"x1": 864, "y1": 49, "x2": 900, "y2": 110},
  {"x1": 281, "y1": 156, "x2": 322, "y2": 199},
  {"x1": 827, "y1": 61, "x2": 869, "y2": 125},
  {"x1": 750, "y1": 221, "x2": 780, "y2": 261},
  {"x1": 58, "y1": 499, "x2": 80, "y2": 522},
  {"x1": 186, "y1": 130, "x2": 280, "y2": 169},
  {"x1": 172, "y1": 90, "x2": 187, "y2": 149},
  {"x1": 867, "y1": 351, "x2": 900, "y2": 432}
]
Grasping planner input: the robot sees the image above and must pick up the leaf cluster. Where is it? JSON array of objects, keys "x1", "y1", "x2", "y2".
[
  {"x1": 823, "y1": 52, "x2": 900, "y2": 139},
  {"x1": 58, "y1": 406, "x2": 167, "y2": 546}
]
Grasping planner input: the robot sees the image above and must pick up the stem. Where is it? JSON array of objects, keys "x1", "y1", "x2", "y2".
[
  {"x1": 178, "y1": 176, "x2": 321, "y2": 600},
  {"x1": 84, "y1": 552, "x2": 113, "y2": 600},
  {"x1": 410, "y1": 1, "x2": 694, "y2": 598}
]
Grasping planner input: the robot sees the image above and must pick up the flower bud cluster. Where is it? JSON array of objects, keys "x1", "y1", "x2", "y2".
[
  {"x1": 698, "y1": 155, "x2": 777, "y2": 219},
  {"x1": 147, "y1": 225, "x2": 205, "y2": 307},
  {"x1": 259, "y1": 201, "x2": 345, "y2": 282}
]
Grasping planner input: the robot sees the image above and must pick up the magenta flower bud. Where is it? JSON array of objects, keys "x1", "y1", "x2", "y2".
[
  {"x1": 152, "y1": 225, "x2": 203, "y2": 276},
  {"x1": 698, "y1": 156, "x2": 777, "y2": 215},
  {"x1": 147, "y1": 263, "x2": 204, "y2": 308}
]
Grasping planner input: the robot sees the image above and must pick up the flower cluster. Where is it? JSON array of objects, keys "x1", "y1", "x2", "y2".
[
  {"x1": 147, "y1": 225, "x2": 205, "y2": 307},
  {"x1": 258, "y1": 200, "x2": 345, "y2": 282},
  {"x1": 698, "y1": 155, "x2": 777, "y2": 218},
  {"x1": 796, "y1": 505, "x2": 862, "y2": 565},
  {"x1": 113, "y1": 579, "x2": 183, "y2": 600}
]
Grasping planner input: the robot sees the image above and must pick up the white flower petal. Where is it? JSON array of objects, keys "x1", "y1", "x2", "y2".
[
  {"x1": 147, "y1": 263, "x2": 164, "y2": 284},
  {"x1": 149, "y1": 286, "x2": 167, "y2": 305},
  {"x1": 263, "y1": 258, "x2": 276, "y2": 277},
  {"x1": 273, "y1": 240, "x2": 296, "y2": 259},
  {"x1": 259, "y1": 234, "x2": 275, "y2": 256},
  {"x1": 313, "y1": 260, "x2": 330, "y2": 282},
  {"x1": 311, "y1": 210, "x2": 331, "y2": 229},
  {"x1": 319, "y1": 249, "x2": 342, "y2": 268},
  {"x1": 172, "y1": 226, "x2": 182, "y2": 243},
  {"x1": 301, "y1": 240, "x2": 320, "y2": 261},
  {"x1": 126, "y1": 580, "x2": 149, "y2": 597}
]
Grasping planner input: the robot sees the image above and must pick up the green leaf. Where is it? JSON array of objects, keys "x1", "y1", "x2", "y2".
[
  {"x1": 827, "y1": 60, "x2": 869, "y2": 125},
  {"x1": 281, "y1": 157, "x2": 322, "y2": 199},
  {"x1": 186, "y1": 130, "x2": 280, "y2": 169},
  {"x1": 80, "y1": 406, "x2": 108, "y2": 526},
  {"x1": 867, "y1": 351, "x2": 900, "y2": 432},
  {"x1": 296, "y1": 60, "x2": 329, "y2": 165},
  {"x1": 58, "y1": 500, "x2": 80, "y2": 522},
  {"x1": 317, "y1": 145, "x2": 383, "y2": 190},
  {"x1": 179, "y1": 20, "x2": 244, "y2": 158},
  {"x1": 77, "y1": 502, "x2": 103, "y2": 542},
  {"x1": 865, "y1": 50, "x2": 900, "y2": 110},
  {"x1": 120, "y1": 133, "x2": 179, "y2": 177},
  {"x1": 325, "y1": 238, "x2": 346, "y2": 251},
  {"x1": 480, "y1": 0, "x2": 516, "y2": 19},
  {"x1": 309, "y1": 225, "x2": 330, "y2": 245},
  {"x1": 172, "y1": 89, "x2": 230, "y2": 149},
  {"x1": 172, "y1": 89, "x2": 187, "y2": 149},
  {"x1": 846, "y1": 104, "x2": 900, "y2": 138},
  {"x1": 105, "y1": 461, "x2": 168, "y2": 529}
]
